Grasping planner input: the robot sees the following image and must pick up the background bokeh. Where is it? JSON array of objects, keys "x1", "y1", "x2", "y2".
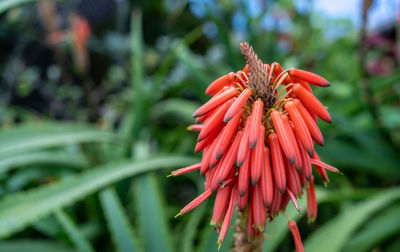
[{"x1": 0, "y1": 0, "x2": 399, "y2": 251}]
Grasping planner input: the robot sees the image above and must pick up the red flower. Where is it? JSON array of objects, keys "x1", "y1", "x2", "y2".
[
  {"x1": 169, "y1": 42, "x2": 340, "y2": 250},
  {"x1": 72, "y1": 15, "x2": 91, "y2": 53}
]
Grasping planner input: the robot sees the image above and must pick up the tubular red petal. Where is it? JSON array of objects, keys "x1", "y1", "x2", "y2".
[
  {"x1": 288, "y1": 68, "x2": 330, "y2": 87},
  {"x1": 292, "y1": 84, "x2": 332, "y2": 123},
  {"x1": 196, "y1": 108, "x2": 216, "y2": 123},
  {"x1": 249, "y1": 99, "x2": 264, "y2": 148},
  {"x1": 238, "y1": 151, "x2": 251, "y2": 197},
  {"x1": 252, "y1": 184, "x2": 266, "y2": 231},
  {"x1": 288, "y1": 220, "x2": 304, "y2": 252},
  {"x1": 211, "y1": 184, "x2": 232, "y2": 226},
  {"x1": 251, "y1": 125, "x2": 265, "y2": 185},
  {"x1": 296, "y1": 136, "x2": 312, "y2": 181},
  {"x1": 200, "y1": 133, "x2": 221, "y2": 173},
  {"x1": 280, "y1": 192, "x2": 290, "y2": 212},
  {"x1": 224, "y1": 88, "x2": 252, "y2": 122},
  {"x1": 209, "y1": 147, "x2": 221, "y2": 168},
  {"x1": 214, "y1": 110, "x2": 242, "y2": 160},
  {"x1": 187, "y1": 124, "x2": 203, "y2": 132},
  {"x1": 299, "y1": 172, "x2": 309, "y2": 189},
  {"x1": 271, "y1": 111, "x2": 296, "y2": 164},
  {"x1": 312, "y1": 152, "x2": 330, "y2": 185},
  {"x1": 216, "y1": 131, "x2": 243, "y2": 185},
  {"x1": 205, "y1": 72, "x2": 236, "y2": 96},
  {"x1": 237, "y1": 116, "x2": 252, "y2": 166},
  {"x1": 210, "y1": 162, "x2": 223, "y2": 192},
  {"x1": 292, "y1": 160, "x2": 303, "y2": 197},
  {"x1": 179, "y1": 188, "x2": 212, "y2": 215},
  {"x1": 272, "y1": 62, "x2": 284, "y2": 77},
  {"x1": 283, "y1": 115, "x2": 304, "y2": 172},
  {"x1": 204, "y1": 169, "x2": 212, "y2": 189},
  {"x1": 217, "y1": 186, "x2": 237, "y2": 246},
  {"x1": 171, "y1": 163, "x2": 201, "y2": 177},
  {"x1": 200, "y1": 148, "x2": 211, "y2": 175},
  {"x1": 237, "y1": 189, "x2": 249, "y2": 211},
  {"x1": 261, "y1": 147, "x2": 274, "y2": 208},
  {"x1": 287, "y1": 188, "x2": 300, "y2": 212},
  {"x1": 265, "y1": 64, "x2": 271, "y2": 73},
  {"x1": 193, "y1": 87, "x2": 237, "y2": 118},
  {"x1": 297, "y1": 80, "x2": 313, "y2": 92},
  {"x1": 284, "y1": 158, "x2": 302, "y2": 198},
  {"x1": 219, "y1": 168, "x2": 236, "y2": 187},
  {"x1": 311, "y1": 159, "x2": 341, "y2": 174},
  {"x1": 268, "y1": 132, "x2": 286, "y2": 194},
  {"x1": 308, "y1": 107, "x2": 318, "y2": 123},
  {"x1": 197, "y1": 99, "x2": 233, "y2": 141},
  {"x1": 316, "y1": 165, "x2": 329, "y2": 185},
  {"x1": 285, "y1": 101, "x2": 314, "y2": 156},
  {"x1": 307, "y1": 177, "x2": 317, "y2": 223},
  {"x1": 242, "y1": 64, "x2": 248, "y2": 75},
  {"x1": 270, "y1": 185, "x2": 283, "y2": 217},
  {"x1": 205, "y1": 167, "x2": 217, "y2": 191},
  {"x1": 195, "y1": 130, "x2": 218, "y2": 153},
  {"x1": 293, "y1": 99, "x2": 325, "y2": 146}
]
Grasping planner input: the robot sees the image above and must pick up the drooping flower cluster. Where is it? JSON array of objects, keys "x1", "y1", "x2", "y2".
[{"x1": 170, "y1": 42, "x2": 340, "y2": 251}]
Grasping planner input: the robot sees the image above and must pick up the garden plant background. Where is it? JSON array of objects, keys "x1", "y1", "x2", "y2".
[{"x1": 0, "y1": 0, "x2": 399, "y2": 251}]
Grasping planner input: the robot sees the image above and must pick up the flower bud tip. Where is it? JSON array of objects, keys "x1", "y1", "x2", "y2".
[
  {"x1": 223, "y1": 117, "x2": 232, "y2": 123},
  {"x1": 251, "y1": 179, "x2": 259, "y2": 186}
]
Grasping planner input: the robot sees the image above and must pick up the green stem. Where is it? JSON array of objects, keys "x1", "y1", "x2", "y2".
[{"x1": 232, "y1": 208, "x2": 264, "y2": 252}]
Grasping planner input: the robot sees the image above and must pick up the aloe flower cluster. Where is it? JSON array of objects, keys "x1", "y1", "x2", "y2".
[{"x1": 170, "y1": 42, "x2": 340, "y2": 251}]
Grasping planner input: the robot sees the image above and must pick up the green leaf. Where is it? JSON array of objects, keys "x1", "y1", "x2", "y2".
[
  {"x1": 130, "y1": 8, "x2": 144, "y2": 141},
  {"x1": 99, "y1": 188, "x2": 142, "y2": 252},
  {"x1": 0, "y1": 0, "x2": 55, "y2": 14},
  {"x1": 304, "y1": 187, "x2": 400, "y2": 252},
  {"x1": 54, "y1": 209, "x2": 95, "y2": 252},
  {"x1": 317, "y1": 140, "x2": 400, "y2": 177},
  {"x1": 0, "y1": 156, "x2": 197, "y2": 238},
  {"x1": 371, "y1": 71, "x2": 400, "y2": 92},
  {"x1": 133, "y1": 173, "x2": 174, "y2": 252},
  {"x1": 0, "y1": 122, "x2": 116, "y2": 158},
  {"x1": 151, "y1": 99, "x2": 200, "y2": 122},
  {"x1": 387, "y1": 237, "x2": 400, "y2": 252},
  {"x1": 0, "y1": 151, "x2": 87, "y2": 174},
  {"x1": 33, "y1": 215, "x2": 62, "y2": 239},
  {"x1": 5, "y1": 167, "x2": 53, "y2": 192},
  {"x1": 342, "y1": 205, "x2": 400, "y2": 252},
  {"x1": 0, "y1": 240, "x2": 75, "y2": 252},
  {"x1": 322, "y1": 116, "x2": 400, "y2": 177}
]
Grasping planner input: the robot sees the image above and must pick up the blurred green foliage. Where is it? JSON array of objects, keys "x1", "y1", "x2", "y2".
[{"x1": 0, "y1": 0, "x2": 399, "y2": 251}]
